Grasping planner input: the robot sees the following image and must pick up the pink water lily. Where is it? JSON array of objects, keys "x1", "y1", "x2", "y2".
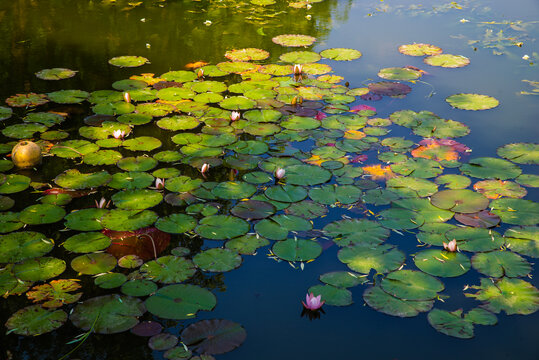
[
  {"x1": 230, "y1": 111, "x2": 241, "y2": 121},
  {"x1": 443, "y1": 239, "x2": 458, "y2": 252},
  {"x1": 350, "y1": 104, "x2": 376, "y2": 113},
  {"x1": 275, "y1": 168, "x2": 285, "y2": 180},
  {"x1": 154, "y1": 178, "x2": 165, "y2": 190},
  {"x1": 293, "y1": 64, "x2": 303, "y2": 75},
  {"x1": 95, "y1": 197, "x2": 110, "y2": 209},
  {"x1": 123, "y1": 92, "x2": 131, "y2": 103},
  {"x1": 315, "y1": 111, "x2": 327, "y2": 121},
  {"x1": 302, "y1": 292, "x2": 325, "y2": 311},
  {"x1": 113, "y1": 129, "x2": 126, "y2": 139}
]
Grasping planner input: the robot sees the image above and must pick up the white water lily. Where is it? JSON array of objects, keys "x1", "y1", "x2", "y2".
[
  {"x1": 113, "y1": 129, "x2": 126, "y2": 139},
  {"x1": 293, "y1": 64, "x2": 303, "y2": 75},
  {"x1": 275, "y1": 168, "x2": 285, "y2": 179},
  {"x1": 230, "y1": 111, "x2": 241, "y2": 121}
]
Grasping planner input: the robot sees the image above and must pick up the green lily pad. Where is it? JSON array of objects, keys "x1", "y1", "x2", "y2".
[
  {"x1": 465, "y1": 277, "x2": 539, "y2": 315},
  {"x1": 155, "y1": 214, "x2": 197, "y2": 234},
  {"x1": 435, "y1": 174, "x2": 471, "y2": 189},
  {"x1": 378, "y1": 67, "x2": 422, "y2": 81},
  {"x1": 473, "y1": 180, "x2": 526, "y2": 199},
  {"x1": 145, "y1": 284, "x2": 216, "y2": 320},
  {"x1": 472, "y1": 250, "x2": 531, "y2": 277},
  {"x1": 122, "y1": 137, "x2": 162, "y2": 152},
  {"x1": 212, "y1": 181, "x2": 257, "y2": 200},
  {"x1": 121, "y1": 279, "x2": 157, "y2": 297},
  {"x1": 95, "y1": 272, "x2": 127, "y2": 289},
  {"x1": 140, "y1": 255, "x2": 196, "y2": 284},
  {"x1": 412, "y1": 118, "x2": 469, "y2": 138},
  {"x1": 92, "y1": 102, "x2": 135, "y2": 115},
  {"x1": 0, "y1": 174, "x2": 30, "y2": 194},
  {"x1": 47, "y1": 89, "x2": 89, "y2": 104},
  {"x1": 165, "y1": 176, "x2": 203, "y2": 193},
  {"x1": 225, "y1": 47, "x2": 270, "y2": 61},
  {"x1": 54, "y1": 169, "x2": 112, "y2": 189},
  {"x1": 0, "y1": 212, "x2": 23, "y2": 233},
  {"x1": 414, "y1": 249, "x2": 470, "y2": 277},
  {"x1": 320, "y1": 48, "x2": 362, "y2": 61},
  {"x1": 391, "y1": 158, "x2": 443, "y2": 178},
  {"x1": 19, "y1": 204, "x2": 66, "y2": 225},
  {"x1": 5, "y1": 305, "x2": 67, "y2": 336},
  {"x1": 362, "y1": 189, "x2": 400, "y2": 206},
  {"x1": 25, "y1": 279, "x2": 82, "y2": 308},
  {"x1": 265, "y1": 185, "x2": 308, "y2": 203},
  {"x1": 338, "y1": 244, "x2": 405, "y2": 274},
  {"x1": 309, "y1": 184, "x2": 361, "y2": 205},
  {"x1": 461, "y1": 157, "x2": 522, "y2": 180},
  {"x1": 393, "y1": 198, "x2": 454, "y2": 223},
  {"x1": 195, "y1": 215, "x2": 249, "y2": 240},
  {"x1": 454, "y1": 210, "x2": 501, "y2": 228},
  {"x1": 0, "y1": 106, "x2": 13, "y2": 120},
  {"x1": 446, "y1": 93, "x2": 499, "y2": 110},
  {"x1": 0, "y1": 231, "x2": 53, "y2": 263},
  {"x1": 231, "y1": 200, "x2": 275, "y2": 219},
  {"x1": 64, "y1": 208, "x2": 108, "y2": 231},
  {"x1": 2, "y1": 123, "x2": 48, "y2": 139},
  {"x1": 497, "y1": 143, "x2": 539, "y2": 165},
  {"x1": 71, "y1": 253, "x2": 117, "y2": 275},
  {"x1": 5, "y1": 93, "x2": 48, "y2": 107},
  {"x1": 108, "y1": 171, "x2": 154, "y2": 190},
  {"x1": 424, "y1": 54, "x2": 470, "y2": 68},
  {"x1": 319, "y1": 271, "x2": 367, "y2": 288},
  {"x1": 386, "y1": 177, "x2": 438, "y2": 198},
  {"x1": 63, "y1": 232, "x2": 111, "y2": 253},
  {"x1": 157, "y1": 115, "x2": 200, "y2": 131},
  {"x1": 118, "y1": 156, "x2": 158, "y2": 172},
  {"x1": 225, "y1": 234, "x2": 269, "y2": 255},
  {"x1": 505, "y1": 226, "x2": 539, "y2": 258},
  {"x1": 272, "y1": 34, "x2": 316, "y2": 47},
  {"x1": 219, "y1": 96, "x2": 257, "y2": 110},
  {"x1": 13, "y1": 257, "x2": 66, "y2": 281},
  {"x1": 193, "y1": 248, "x2": 242, "y2": 272},
  {"x1": 109, "y1": 55, "x2": 149, "y2": 67},
  {"x1": 113, "y1": 79, "x2": 148, "y2": 91},
  {"x1": 378, "y1": 208, "x2": 425, "y2": 230},
  {"x1": 272, "y1": 238, "x2": 322, "y2": 262},
  {"x1": 71, "y1": 294, "x2": 146, "y2": 334},
  {"x1": 490, "y1": 198, "x2": 539, "y2": 225},
  {"x1": 324, "y1": 219, "x2": 390, "y2": 247},
  {"x1": 381, "y1": 270, "x2": 444, "y2": 300},
  {"x1": 398, "y1": 43, "x2": 442, "y2": 56},
  {"x1": 181, "y1": 319, "x2": 246, "y2": 355},
  {"x1": 255, "y1": 214, "x2": 312, "y2": 240},
  {"x1": 50, "y1": 140, "x2": 99, "y2": 158},
  {"x1": 100, "y1": 210, "x2": 158, "y2": 231},
  {"x1": 427, "y1": 309, "x2": 474, "y2": 339},
  {"x1": 284, "y1": 164, "x2": 331, "y2": 186},
  {"x1": 136, "y1": 102, "x2": 176, "y2": 117},
  {"x1": 280, "y1": 51, "x2": 321, "y2": 64},
  {"x1": 112, "y1": 189, "x2": 163, "y2": 210},
  {"x1": 430, "y1": 189, "x2": 489, "y2": 213},
  {"x1": 24, "y1": 112, "x2": 64, "y2": 126},
  {"x1": 465, "y1": 307, "x2": 498, "y2": 326},
  {"x1": 117, "y1": 113, "x2": 153, "y2": 125},
  {"x1": 285, "y1": 200, "x2": 328, "y2": 219},
  {"x1": 308, "y1": 284, "x2": 352, "y2": 306},
  {"x1": 83, "y1": 150, "x2": 123, "y2": 166},
  {"x1": 363, "y1": 286, "x2": 434, "y2": 318}
]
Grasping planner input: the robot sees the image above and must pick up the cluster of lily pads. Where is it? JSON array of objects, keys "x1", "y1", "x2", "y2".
[{"x1": 0, "y1": 34, "x2": 538, "y2": 359}]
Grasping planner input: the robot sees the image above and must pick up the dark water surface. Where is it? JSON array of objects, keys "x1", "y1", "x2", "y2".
[{"x1": 0, "y1": 0, "x2": 538, "y2": 359}]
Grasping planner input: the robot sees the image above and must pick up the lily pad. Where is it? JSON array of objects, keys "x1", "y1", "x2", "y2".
[
  {"x1": 430, "y1": 189, "x2": 489, "y2": 213},
  {"x1": 70, "y1": 294, "x2": 146, "y2": 334},
  {"x1": 71, "y1": 253, "x2": 117, "y2": 275},
  {"x1": 319, "y1": 271, "x2": 366, "y2": 288},
  {"x1": 255, "y1": 214, "x2": 312, "y2": 240},
  {"x1": 193, "y1": 248, "x2": 242, "y2": 272},
  {"x1": 54, "y1": 169, "x2": 111, "y2": 189},
  {"x1": 13, "y1": 257, "x2": 66, "y2": 281},
  {"x1": 381, "y1": 270, "x2": 444, "y2": 300},
  {"x1": 100, "y1": 210, "x2": 158, "y2": 231},
  {"x1": 414, "y1": 249, "x2": 470, "y2": 277},
  {"x1": 145, "y1": 284, "x2": 216, "y2": 320},
  {"x1": 212, "y1": 181, "x2": 257, "y2": 200},
  {"x1": 0, "y1": 231, "x2": 53, "y2": 263},
  {"x1": 279, "y1": 51, "x2": 321, "y2": 64},
  {"x1": 363, "y1": 286, "x2": 434, "y2": 318},
  {"x1": 225, "y1": 48, "x2": 269, "y2": 61},
  {"x1": 505, "y1": 226, "x2": 539, "y2": 258},
  {"x1": 427, "y1": 309, "x2": 474, "y2": 339},
  {"x1": 308, "y1": 284, "x2": 352, "y2": 306},
  {"x1": 272, "y1": 34, "x2": 316, "y2": 47},
  {"x1": 338, "y1": 244, "x2": 405, "y2": 274},
  {"x1": 19, "y1": 204, "x2": 66, "y2": 225},
  {"x1": 109, "y1": 55, "x2": 149, "y2": 67},
  {"x1": 497, "y1": 143, "x2": 539, "y2": 165},
  {"x1": 5, "y1": 305, "x2": 67, "y2": 336},
  {"x1": 454, "y1": 210, "x2": 501, "y2": 228},
  {"x1": 285, "y1": 200, "x2": 328, "y2": 219},
  {"x1": 5, "y1": 93, "x2": 48, "y2": 107},
  {"x1": 324, "y1": 219, "x2": 390, "y2": 247},
  {"x1": 64, "y1": 208, "x2": 108, "y2": 231},
  {"x1": 26, "y1": 279, "x2": 82, "y2": 308},
  {"x1": 472, "y1": 250, "x2": 531, "y2": 277},
  {"x1": 398, "y1": 43, "x2": 442, "y2": 56},
  {"x1": 231, "y1": 200, "x2": 276, "y2": 219},
  {"x1": 47, "y1": 89, "x2": 89, "y2": 104},
  {"x1": 225, "y1": 234, "x2": 269, "y2": 255},
  {"x1": 490, "y1": 198, "x2": 539, "y2": 225},
  {"x1": 140, "y1": 255, "x2": 196, "y2": 284},
  {"x1": 446, "y1": 93, "x2": 499, "y2": 110},
  {"x1": 320, "y1": 48, "x2": 362, "y2": 61},
  {"x1": 272, "y1": 238, "x2": 322, "y2": 262},
  {"x1": 181, "y1": 319, "x2": 247, "y2": 355},
  {"x1": 63, "y1": 232, "x2": 112, "y2": 253},
  {"x1": 284, "y1": 164, "x2": 331, "y2": 186},
  {"x1": 465, "y1": 277, "x2": 539, "y2": 315},
  {"x1": 378, "y1": 208, "x2": 425, "y2": 230},
  {"x1": 155, "y1": 214, "x2": 197, "y2": 234},
  {"x1": 195, "y1": 215, "x2": 249, "y2": 240},
  {"x1": 378, "y1": 67, "x2": 422, "y2": 81},
  {"x1": 309, "y1": 184, "x2": 361, "y2": 205},
  {"x1": 424, "y1": 54, "x2": 470, "y2": 68},
  {"x1": 0, "y1": 106, "x2": 13, "y2": 120}
]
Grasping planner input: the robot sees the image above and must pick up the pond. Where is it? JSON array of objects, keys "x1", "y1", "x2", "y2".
[{"x1": 0, "y1": 0, "x2": 538, "y2": 359}]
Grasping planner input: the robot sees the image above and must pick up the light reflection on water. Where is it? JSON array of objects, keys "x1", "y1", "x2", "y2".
[{"x1": 0, "y1": 0, "x2": 537, "y2": 359}]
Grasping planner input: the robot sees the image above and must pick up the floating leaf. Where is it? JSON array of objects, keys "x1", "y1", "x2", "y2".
[
  {"x1": 193, "y1": 248, "x2": 242, "y2": 272},
  {"x1": 473, "y1": 179, "x2": 526, "y2": 199},
  {"x1": 472, "y1": 250, "x2": 531, "y2": 277},
  {"x1": 454, "y1": 210, "x2": 500, "y2": 228},
  {"x1": 398, "y1": 43, "x2": 442, "y2": 56},
  {"x1": 378, "y1": 208, "x2": 425, "y2": 230},
  {"x1": 145, "y1": 284, "x2": 216, "y2": 320},
  {"x1": 54, "y1": 169, "x2": 111, "y2": 189},
  {"x1": 308, "y1": 284, "x2": 352, "y2": 306},
  {"x1": 428, "y1": 309, "x2": 473, "y2": 339},
  {"x1": 430, "y1": 189, "x2": 489, "y2": 213},
  {"x1": 338, "y1": 244, "x2": 405, "y2": 274},
  {"x1": 5, "y1": 93, "x2": 48, "y2": 107},
  {"x1": 0, "y1": 231, "x2": 53, "y2": 263},
  {"x1": 320, "y1": 48, "x2": 362, "y2": 61},
  {"x1": 497, "y1": 143, "x2": 539, "y2": 165},
  {"x1": 47, "y1": 90, "x2": 89, "y2": 104},
  {"x1": 109, "y1": 55, "x2": 149, "y2": 68},
  {"x1": 13, "y1": 257, "x2": 66, "y2": 282},
  {"x1": 225, "y1": 48, "x2": 269, "y2": 61},
  {"x1": 71, "y1": 253, "x2": 117, "y2": 275},
  {"x1": 63, "y1": 232, "x2": 111, "y2": 253},
  {"x1": 490, "y1": 198, "x2": 539, "y2": 225},
  {"x1": 279, "y1": 51, "x2": 321, "y2": 64},
  {"x1": 378, "y1": 67, "x2": 422, "y2": 81},
  {"x1": 414, "y1": 249, "x2": 470, "y2": 277},
  {"x1": 26, "y1": 279, "x2": 82, "y2": 308},
  {"x1": 272, "y1": 238, "x2": 322, "y2": 262},
  {"x1": 368, "y1": 82, "x2": 411, "y2": 96},
  {"x1": 19, "y1": 204, "x2": 66, "y2": 225},
  {"x1": 140, "y1": 255, "x2": 196, "y2": 283},
  {"x1": 424, "y1": 54, "x2": 470, "y2": 68},
  {"x1": 446, "y1": 93, "x2": 499, "y2": 110},
  {"x1": 6, "y1": 305, "x2": 67, "y2": 336},
  {"x1": 363, "y1": 286, "x2": 433, "y2": 318},
  {"x1": 181, "y1": 319, "x2": 246, "y2": 355},
  {"x1": 381, "y1": 270, "x2": 444, "y2": 300},
  {"x1": 195, "y1": 215, "x2": 249, "y2": 240},
  {"x1": 272, "y1": 34, "x2": 316, "y2": 47},
  {"x1": 101, "y1": 210, "x2": 158, "y2": 231}
]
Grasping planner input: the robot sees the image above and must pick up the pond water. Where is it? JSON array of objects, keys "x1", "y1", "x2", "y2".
[{"x1": 0, "y1": 0, "x2": 538, "y2": 359}]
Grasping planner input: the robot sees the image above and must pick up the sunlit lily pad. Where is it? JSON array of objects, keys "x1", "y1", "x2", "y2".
[
  {"x1": 280, "y1": 51, "x2": 321, "y2": 64},
  {"x1": 219, "y1": 96, "x2": 257, "y2": 110},
  {"x1": 95, "y1": 273, "x2": 127, "y2": 289},
  {"x1": 109, "y1": 56, "x2": 149, "y2": 68},
  {"x1": 473, "y1": 179, "x2": 526, "y2": 199},
  {"x1": 427, "y1": 309, "x2": 473, "y2": 339},
  {"x1": 505, "y1": 226, "x2": 539, "y2": 258},
  {"x1": 398, "y1": 43, "x2": 442, "y2": 56},
  {"x1": 386, "y1": 176, "x2": 438, "y2": 198},
  {"x1": 181, "y1": 319, "x2": 246, "y2": 355},
  {"x1": 83, "y1": 150, "x2": 123, "y2": 166},
  {"x1": 320, "y1": 271, "x2": 366, "y2": 288},
  {"x1": 320, "y1": 48, "x2": 362, "y2": 61},
  {"x1": 108, "y1": 171, "x2": 154, "y2": 190},
  {"x1": 195, "y1": 215, "x2": 249, "y2": 240},
  {"x1": 122, "y1": 136, "x2": 162, "y2": 152},
  {"x1": 118, "y1": 156, "x2": 158, "y2": 172},
  {"x1": 5, "y1": 305, "x2": 67, "y2": 336},
  {"x1": 71, "y1": 253, "x2": 117, "y2": 275},
  {"x1": 54, "y1": 169, "x2": 111, "y2": 189},
  {"x1": 0, "y1": 174, "x2": 31, "y2": 194},
  {"x1": 489, "y1": 198, "x2": 539, "y2": 225},
  {"x1": 424, "y1": 54, "x2": 470, "y2": 68},
  {"x1": 446, "y1": 93, "x2": 499, "y2": 110},
  {"x1": 285, "y1": 200, "x2": 327, "y2": 219},
  {"x1": 435, "y1": 174, "x2": 471, "y2": 189},
  {"x1": 338, "y1": 244, "x2": 405, "y2": 274},
  {"x1": 414, "y1": 249, "x2": 470, "y2": 277},
  {"x1": 63, "y1": 232, "x2": 111, "y2": 253},
  {"x1": 465, "y1": 277, "x2": 539, "y2": 315},
  {"x1": 101, "y1": 210, "x2": 158, "y2": 231},
  {"x1": 231, "y1": 200, "x2": 275, "y2": 220},
  {"x1": 378, "y1": 208, "x2": 424, "y2": 230},
  {"x1": 13, "y1": 257, "x2": 66, "y2": 281},
  {"x1": 112, "y1": 189, "x2": 163, "y2": 210},
  {"x1": 19, "y1": 204, "x2": 65, "y2": 225},
  {"x1": 308, "y1": 284, "x2": 352, "y2": 306},
  {"x1": 391, "y1": 158, "x2": 443, "y2": 178},
  {"x1": 265, "y1": 184, "x2": 307, "y2": 203},
  {"x1": 472, "y1": 250, "x2": 531, "y2": 277},
  {"x1": 50, "y1": 140, "x2": 99, "y2": 159},
  {"x1": 216, "y1": 62, "x2": 259, "y2": 74},
  {"x1": 145, "y1": 284, "x2": 216, "y2": 320},
  {"x1": 378, "y1": 67, "x2": 422, "y2": 81},
  {"x1": 64, "y1": 208, "x2": 108, "y2": 231},
  {"x1": 381, "y1": 270, "x2": 444, "y2": 300},
  {"x1": 225, "y1": 234, "x2": 269, "y2": 255},
  {"x1": 363, "y1": 286, "x2": 434, "y2": 318},
  {"x1": 26, "y1": 279, "x2": 82, "y2": 308},
  {"x1": 47, "y1": 89, "x2": 89, "y2": 104},
  {"x1": 6, "y1": 93, "x2": 48, "y2": 107},
  {"x1": 445, "y1": 227, "x2": 504, "y2": 252},
  {"x1": 430, "y1": 189, "x2": 489, "y2": 213},
  {"x1": 0, "y1": 212, "x2": 23, "y2": 233},
  {"x1": 0, "y1": 231, "x2": 53, "y2": 263},
  {"x1": 272, "y1": 238, "x2": 322, "y2": 262},
  {"x1": 225, "y1": 48, "x2": 269, "y2": 61},
  {"x1": 324, "y1": 219, "x2": 390, "y2": 247},
  {"x1": 24, "y1": 112, "x2": 64, "y2": 126},
  {"x1": 497, "y1": 143, "x2": 539, "y2": 165},
  {"x1": 412, "y1": 118, "x2": 469, "y2": 138},
  {"x1": 309, "y1": 184, "x2": 361, "y2": 205},
  {"x1": 140, "y1": 255, "x2": 196, "y2": 284},
  {"x1": 2, "y1": 123, "x2": 48, "y2": 139},
  {"x1": 272, "y1": 34, "x2": 316, "y2": 47},
  {"x1": 92, "y1": 101, "x2": 135, "y2": 116}
]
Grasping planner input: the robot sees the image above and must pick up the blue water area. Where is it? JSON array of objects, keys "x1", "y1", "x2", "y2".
[{"x1": 0, "y1": 0, "x2": 538, "y2": 359}]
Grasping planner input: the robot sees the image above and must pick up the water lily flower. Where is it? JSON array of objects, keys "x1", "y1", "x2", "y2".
[
  {"x1": 204, "y1": 20, "x2": 212, "y2": 26},
  {"x1": 293, "y1": 64, "x2": 303, "y2": 75},
  {"x1": 197, "y1": 68, "x2": 204, "y2": 79},
  {"x1": 95, "y1": 197, "x2": 110, "y2": 209},
  {"x1": 113, "y1": 129, "x2": 126, "y2": 139},
  {"x1": 123, "y1": 92, "x2": 131, "y2": 103},
  {"x1": 459, "y1": 18, "x2": 470, "y2": 23},
  {"x1": 443, "y1": 239, "x2": 458, "y2": 252},
  {"x1": 275, "y1": 168, "x2": 285, "y2": 180},
  {"x1": 154, "y1": 178, "x2": 165, "y2": 190},
  {"x1": 522, "y1": 54, "x2": 530, "y2": 60},
  {"x1": 201, "y1": 163, "x2": 210, "y2": 175},
  {"x1": 230, "y1": 111, "x2": 241, "y2": 121},
  {"x1": 302, "y1": 292, "x2": 325, "y2": 311},
  {"x1": 315, "y1": 111, "x2": 327, "y2": 121},
  {"x1": 350, "y1": 104, "x2": 376, "y2": 113}
]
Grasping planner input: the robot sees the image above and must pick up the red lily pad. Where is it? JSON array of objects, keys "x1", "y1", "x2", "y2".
[
  {"x1": 105, "y1": 227, "x2": 170, "y2": 261},
  {"x1": 454, "y1": 210, "x2": 501, "y2": 228},
  {"x1": 368, "y1": 82, "x2": 411, "y2": 96}
]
